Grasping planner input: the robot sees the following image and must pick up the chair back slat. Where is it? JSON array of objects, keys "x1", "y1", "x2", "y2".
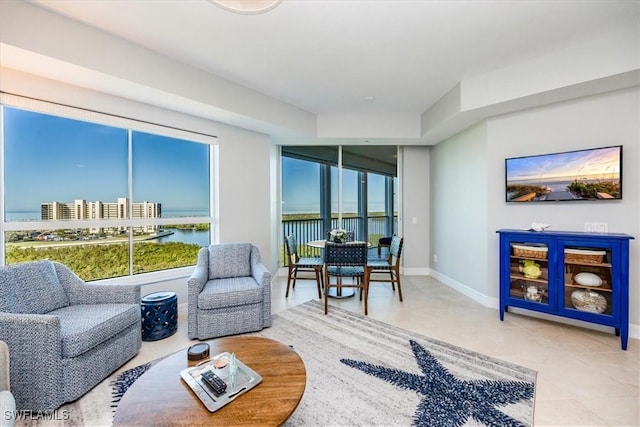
[
  {"x1": 285, "y1": 234, "x2": 298, "y2": 257},
  {"x1": 390, "y1": 236, "x2": 403, "y2": 259},
  {"x1": 324, "y1": 242, "x2": 367, "y2": 266}
]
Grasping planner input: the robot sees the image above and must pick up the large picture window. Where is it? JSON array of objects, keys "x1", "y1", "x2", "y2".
[{"x1": 1, "y1": 102, "x2": 217, "y2": 281}]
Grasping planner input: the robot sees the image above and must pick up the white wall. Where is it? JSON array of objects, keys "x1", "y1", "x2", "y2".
[
  {"x1": 432, "y1": 86, "x2": 640, "y2": 335},
  {"x1": 430, "y1": 122, "x2": 491, "y2": 304},
  {"x1": 216, "y1": 125, "x2": 272, "y2": 252},
  {"x1": 400, "y1": 146, "x2": 431, "y2": 273},
  {"x1": 460, "y1": 26, "x2": 639, "y2": 111}
]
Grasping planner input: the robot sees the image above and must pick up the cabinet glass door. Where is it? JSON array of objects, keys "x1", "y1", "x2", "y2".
[
  {"x1": 563, "y1": 245, "x2": 613, "y2": 316},
  {"x1": 509, "y1": 242, "x2": 550, "y2": 306}
]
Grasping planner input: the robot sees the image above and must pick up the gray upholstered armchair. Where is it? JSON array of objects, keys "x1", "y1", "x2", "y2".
[
  {"x1": 0, "y1": 341, "x2": 15, "y2": 427},
  {"x1": 188, "y1": 243, "x2": 271, "y2": 340},
  {"x1": 0, "y1": 260, "x2": 141, "y2": 412}
]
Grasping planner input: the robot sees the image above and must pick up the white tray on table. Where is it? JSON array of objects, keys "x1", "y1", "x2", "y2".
[{"x1": 180, "y1": 352, "x2": 263, "y2": 412}]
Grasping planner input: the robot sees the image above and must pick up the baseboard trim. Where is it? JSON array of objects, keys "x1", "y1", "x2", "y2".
[
  {"x1": 401, "y1": 267, "x2": 430, "y2": 276},
  {"x1": 429, "y1": 269, "x2": 640, "y2": 342},
  {"x1": 429, "y1": 269, "x2": 499, "y2": 309}
]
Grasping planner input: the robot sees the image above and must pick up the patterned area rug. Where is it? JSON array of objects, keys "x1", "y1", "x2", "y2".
[
  {"x1": 14, "y1": 361, "x2": 156, "y2": 427},
  {"x1": 257, "y1": 300, "x2": 536, "y2": 427},
  {"x1": 15, "y1": 300, "x2": 536, "y2": 426}
]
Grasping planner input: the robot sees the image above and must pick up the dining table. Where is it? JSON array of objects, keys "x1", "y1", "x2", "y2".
[
  {"x1": 306, "y1": 240, "x2": 371, "y2": 249},
  {"x1": 306, "y1": 240, "x2": 370, "y2": 299}
]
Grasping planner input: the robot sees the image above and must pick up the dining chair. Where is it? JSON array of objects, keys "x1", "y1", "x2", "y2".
[
  {"x1": 377, "y1": 236, "x2": 393, "y2": 258},
  {"x1": 366, "y1": 236, "x2": 404, "y2": 301},
  {"x1": 285, "y1": 234, "x2": 324, "y2": 299},
  {"x1": 323, "y1": 242, "x2": 369, "y2": 315}
]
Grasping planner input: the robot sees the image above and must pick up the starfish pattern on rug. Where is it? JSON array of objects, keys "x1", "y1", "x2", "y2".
[
  {"x1": 340, "y1": 339, "x2": 534, "y2": 427},
  {"x1": 110, "y1": 362, "x2": 152, "y2": 412}
]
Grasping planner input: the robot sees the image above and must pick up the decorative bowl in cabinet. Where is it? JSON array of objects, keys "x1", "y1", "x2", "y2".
[
  {"x1": 574, "y1": 272, "x2": 602, "y2": 287},
  {"x1": 571, "y1": 289, "x2": 607, "y2": 314}
]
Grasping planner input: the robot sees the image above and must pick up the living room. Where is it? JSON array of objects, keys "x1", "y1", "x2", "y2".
[{"x1": 0, "y1": 1, "x2": 638, "y2": 426}]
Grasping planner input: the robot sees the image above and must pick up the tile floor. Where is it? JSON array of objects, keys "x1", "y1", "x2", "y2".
[{"x1": 122, "y1": 275, "x2": 639, "y2": 426}]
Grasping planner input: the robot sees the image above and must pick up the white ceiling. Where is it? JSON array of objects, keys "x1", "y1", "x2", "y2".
[{"x1": 29, "y1": 0, "x2": 636, "y2": 122}]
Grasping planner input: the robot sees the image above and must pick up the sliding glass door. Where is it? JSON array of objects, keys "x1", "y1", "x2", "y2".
[{"x1": 281, "y1": 145, "x2": 397, "y2": 262}]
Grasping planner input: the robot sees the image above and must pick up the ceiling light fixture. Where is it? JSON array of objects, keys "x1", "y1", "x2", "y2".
[
  {"x1": 209, "y1": 0, "x2": 282, "y2": 14},
  {"x1": 363, "y1": 96, "x2": 376, "y2": 102}
]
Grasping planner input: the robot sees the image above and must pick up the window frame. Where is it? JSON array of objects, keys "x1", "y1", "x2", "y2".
[{"x1": 0, "y1": 94, "x2": 219, "y2": 282}]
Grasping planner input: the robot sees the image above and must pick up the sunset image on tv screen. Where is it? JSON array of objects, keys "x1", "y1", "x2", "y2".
[{"x1": 506, "y1": 146, "x2": 622, "y2": 202}]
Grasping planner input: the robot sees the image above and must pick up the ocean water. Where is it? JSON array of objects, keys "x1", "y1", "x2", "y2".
[
  {"x1": 4, "y1": 211, "x2": 40, "y2": 221},
  {"x1": 156, "y1": 228, "x2": 210, "y2": 247},
  {"x1": 507, "y1": 178, "x2": 619, "y2": 192}
]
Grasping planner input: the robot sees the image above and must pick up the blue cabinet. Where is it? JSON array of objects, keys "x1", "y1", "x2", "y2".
[{"x1": 497, "y1": 229, "x2": 634, "y2": 350}]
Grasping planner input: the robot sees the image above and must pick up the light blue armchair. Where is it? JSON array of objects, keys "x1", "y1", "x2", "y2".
[
  {"x1": 0, "y1": 260, "x2": 141, "y2": 412},
  {"x1": 188, "y1": 243, "x2": 271, "y2": 340}
]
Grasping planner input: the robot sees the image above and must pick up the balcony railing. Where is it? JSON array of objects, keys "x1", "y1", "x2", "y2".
[
  {"x1": 282, "y1": 218, "x2": 325, "y2": 258},
  {"x1": 281, "y1": 215, "x2": 397, "y2": 264}
]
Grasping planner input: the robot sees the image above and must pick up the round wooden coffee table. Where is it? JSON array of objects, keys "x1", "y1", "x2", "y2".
[{"x1": 113, "y1": 336, "x2": 306, "y2": 426}]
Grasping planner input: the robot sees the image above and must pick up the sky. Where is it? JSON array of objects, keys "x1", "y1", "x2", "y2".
[
  {"x1": 281, "y1": 156, "x2": 389, "y2": 214},
  {"x1": 506, "y1": 146, "x2": 621, "y2": 183},
  {"x1": 3, "y1": 107, "x2": 210, "y2": 217},
  {"x1": 4, "y1": 106, "x2": 391, "y2": 219}
]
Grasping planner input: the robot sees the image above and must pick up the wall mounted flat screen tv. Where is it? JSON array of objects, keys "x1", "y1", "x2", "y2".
[{"x1": 505, "y1": 145, "x2": 622, "y2": 202}]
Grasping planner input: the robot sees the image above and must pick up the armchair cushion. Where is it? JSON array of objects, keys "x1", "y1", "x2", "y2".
[
  {"x1": 0, "y1": 260, "x2": 68, "y2": 314},
  {"x1": 50, "y1": 303, "x2": 141, "y2": 358},
  {"x1": 198, "y1": 277, "x2": 264, "y2": 310},
  {"x1": 208, "y1": 243, "x2": 252, "y2": 279}
]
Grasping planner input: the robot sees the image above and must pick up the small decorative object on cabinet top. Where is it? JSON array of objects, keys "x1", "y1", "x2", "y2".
[{"x1": 529, "y1": 222, "x2": 551, "y2": 232}]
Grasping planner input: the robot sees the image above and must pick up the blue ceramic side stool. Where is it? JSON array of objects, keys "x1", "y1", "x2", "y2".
[{"x1": 141, "y1": 291, "x2": 178, "y2": 341}]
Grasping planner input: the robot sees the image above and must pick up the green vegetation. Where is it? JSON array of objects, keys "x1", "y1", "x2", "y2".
[
  {"x1": 566, "y1": 180, "x2": 620, "y2": 199},
  {"x1": 165, "y1": 224, "x2": 210, "y2": 231},
  {"x1": 282, "y1": 212, "x2": 386, "y2": 221},
  {"x1": 6, "y1": 241, "x2": 201, "y2": 282},
  {"x1": 282, "y1": 213, "x2": 321, "y2": 220},
  {"x1": 133, "y1": 242, "x2": 202, "y2": 274},
  {"x1": 506, "y1": 185, "x2": 550, "y2": 200}
]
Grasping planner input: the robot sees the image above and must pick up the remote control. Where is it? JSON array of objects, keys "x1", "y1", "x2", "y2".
[{"x1": 201, "y1": 370, "x2": 227, "y2": 395}]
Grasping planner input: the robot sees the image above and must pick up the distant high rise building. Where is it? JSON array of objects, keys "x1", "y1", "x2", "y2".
[{"x1": 40, "y1": 198, "x2": 161, "y2": 233}]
